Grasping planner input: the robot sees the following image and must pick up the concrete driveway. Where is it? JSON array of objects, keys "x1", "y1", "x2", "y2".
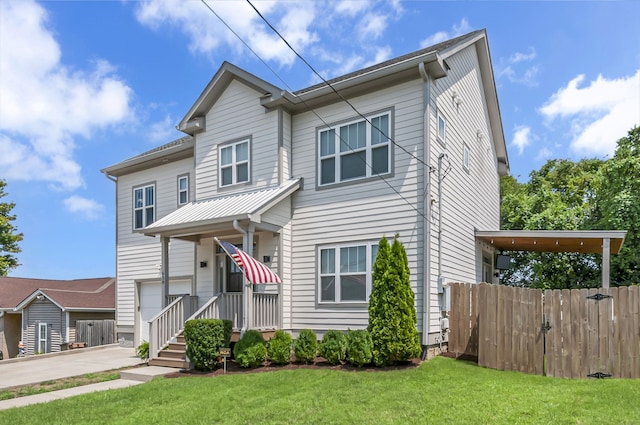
[{"x1": 0, "y1": 344, "x2": 142, "y2": 389}]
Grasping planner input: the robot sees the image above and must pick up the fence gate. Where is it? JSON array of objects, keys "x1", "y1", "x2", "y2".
[
  {"x1": 544, "y1": 287, "x2": 640, "y2": 379},
  {"x1": 76, "y1": 320, "x2": 116, "y2": 347}
]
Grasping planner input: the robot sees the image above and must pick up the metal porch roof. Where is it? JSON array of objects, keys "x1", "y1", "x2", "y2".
[{"x1": 141, "y1": 178, "x2": 301, "y2": 237}]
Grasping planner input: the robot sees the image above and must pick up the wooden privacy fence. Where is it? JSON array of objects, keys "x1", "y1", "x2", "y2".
[
  {"x1": 76, "y1": 319, "x2": 116, "y2": 347},
  {"x1": 448, "y1": 283, "x2": 640, "y2": 379}
]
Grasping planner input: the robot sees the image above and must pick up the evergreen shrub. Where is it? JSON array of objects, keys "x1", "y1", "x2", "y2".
[
  {"x1": 318, "y1": 330, "x2": 346, "y2": 365},
  {"x1": 233, "y1": 330, "x2": 267, "y2": 368},
  {"x1": 346, "y1": 329, "x2": 373, "y2": 367},
  {"x1": 267, "y1": 330, "x2": 293, "y2": 365},
  {"x1": 184, "y1": 319, "x2": 228, "y2": 371},
  {"x1": 294, "y1": 329, "x2": 317, "y2": 364},
  {"x1": 368, "y1": 235, "x2": 422, "y2": 366}
]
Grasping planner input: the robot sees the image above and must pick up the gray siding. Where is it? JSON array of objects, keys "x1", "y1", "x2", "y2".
[
  {"x1": 23, "y1": 300, "x2": 63, "y2": 354},
  {"x1": 116, "y1": 158, "x2": 195, "y2": 332},
  {"x1": 289, "y1": 80, "x2": 425, "y2": 332},
  {"x1": 194, "y1": 80, "x2": 280, "y2": 199}
]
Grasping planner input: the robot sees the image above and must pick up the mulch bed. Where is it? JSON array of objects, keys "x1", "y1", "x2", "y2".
[{"x1": 164, "y1": 357, "x2": 422, "y2": 378}]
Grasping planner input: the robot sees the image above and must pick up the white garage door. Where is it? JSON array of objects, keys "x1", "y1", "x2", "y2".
[{"x1": 139, "y1": 279, "x2": 192, "y2": 344}]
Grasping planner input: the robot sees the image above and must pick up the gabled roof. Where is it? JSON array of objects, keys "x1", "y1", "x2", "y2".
[
  {"x1": 0, "y1": 277, "x2": 115, "y2": 312},
  {"x1": 178, "y1": 61, "x2": 283, "y2": 135},
  {"x1": 141, "y1": 178, "x2": 302, "y2": 238},
  {"x1": 179, "y1": 29, "x2": 508, "y2": 174},
  {"x1": 101, "y1": 136, "x2": 194, "y2": 177}
]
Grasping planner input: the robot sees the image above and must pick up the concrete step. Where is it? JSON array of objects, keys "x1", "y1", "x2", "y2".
[
  {"x1": 121, "y1": 366, "x2": 179, "y2": 382},
  {"x1": 149, "y1": 357, "x2": 189, "y2": 369}
]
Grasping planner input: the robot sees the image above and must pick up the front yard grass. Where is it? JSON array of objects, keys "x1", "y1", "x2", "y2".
[{"x1": 2, "y1": 356, "x2": 639, "y2": 424}]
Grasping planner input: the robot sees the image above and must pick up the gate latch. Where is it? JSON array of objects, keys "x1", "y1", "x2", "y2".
[
  {"x1": 541, "y1": 321, "x2": 552, "y2": 334},
  {"x1": 587, "y1": 371, "x2": 612, "y2": 379},
  {"x1": 586, "y1": 293, "x2": 613, "y2": 301}
]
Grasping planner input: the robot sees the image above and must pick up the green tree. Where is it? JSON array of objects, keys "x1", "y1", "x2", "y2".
[
  {"x1": 368, "y1": 235, "x2": 421, "y2": 366},
  {"x1": 595, "y1": 127, "x2": 640, "y2": 286},
  {"x1": 0, "y1": 180, "x2": 22, "y2": 275},
  {"x1": 500, "y1": 159, "x2": 604, "y2": 289}
]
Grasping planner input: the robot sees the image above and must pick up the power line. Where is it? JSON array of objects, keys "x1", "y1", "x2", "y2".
[
  {"x1": 245, "y1": 0, "x2": 433, "y2": 172},
  {"x1": 199, "y1": 0, "x2": 429, "y2": 221}
]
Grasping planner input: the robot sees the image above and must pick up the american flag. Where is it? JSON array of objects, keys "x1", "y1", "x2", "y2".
[{"x1": 216, "y1": 239, "x2": 281, "y2": 284}]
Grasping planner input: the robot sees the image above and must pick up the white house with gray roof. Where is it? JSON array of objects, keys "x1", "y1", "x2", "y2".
[{"x1": 102, "y1": 29, "x2": 509, "y2": 365}]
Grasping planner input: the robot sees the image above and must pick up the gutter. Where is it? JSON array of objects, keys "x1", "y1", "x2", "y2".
[{"x1": 418, "y1": 63, "x2": 432, "y2": 351}]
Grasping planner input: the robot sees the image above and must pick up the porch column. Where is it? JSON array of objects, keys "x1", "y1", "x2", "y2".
[
  {"x1": 602, "y1": 237, "x2": 611, "y2": 288},
  {"x1": 246, "y1": 224, "x2": 255, "y2": 330},
  {"x1": 161, "y1": 236, "x2": 170, "y2": 307}
]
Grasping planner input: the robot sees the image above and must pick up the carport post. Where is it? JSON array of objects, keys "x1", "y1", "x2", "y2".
[{"x1": 602, "y1": 237, "x2": 610, "y2": 288}]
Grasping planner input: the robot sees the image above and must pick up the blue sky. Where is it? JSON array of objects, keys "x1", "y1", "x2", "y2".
[{"x1": 1, "y1": 0, "x2": 638, "y2": 279}]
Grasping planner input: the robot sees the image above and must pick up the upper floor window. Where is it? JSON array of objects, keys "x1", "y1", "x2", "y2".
[
  {"x1": 437, "y1": 112, "x2": 446, "y2": 147},
  {"x1": 178, "y1": 175, "x2": 189, "y2": 205},
  {"x1": 133, "y1": 184, "x2": 155, "y2": 229},
  {"x1": 463, "y1": 143, "x2": 470, "y2": 172},
  {"x1": 318, "y1": 112, "x2": 391, "y2": 186},
  {"x1": 219, "y1": 139, "x2": 250, "y2": 187},
  {"x1": 318, "y1": 242, "x2": 379, "y2": 304}
]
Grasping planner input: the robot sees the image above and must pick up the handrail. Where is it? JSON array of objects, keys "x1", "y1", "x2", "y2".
[
  {"x1": 149, "y1": 294, "x2": 187, "y2": 360},
  {"x1": 187, "y1": 293, "x2": 221, "y2": 321}
]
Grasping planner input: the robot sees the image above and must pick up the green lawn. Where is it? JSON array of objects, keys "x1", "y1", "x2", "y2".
[{"x1": 2, "y1": 357, "x2": 639, "y2": 424}]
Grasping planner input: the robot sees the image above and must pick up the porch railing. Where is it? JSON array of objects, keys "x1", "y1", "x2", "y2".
[
  {"x1": 149, "y1": 292, "x2": 278, "y2": 360},
  {"x1": 148, "y1": 294, "x2": 197, "y2": 359},
  {"x1": 253, "y1": 293, "x2": 278, "y2": 329}
]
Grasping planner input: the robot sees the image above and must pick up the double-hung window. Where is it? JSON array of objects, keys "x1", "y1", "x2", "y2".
[
  {"x1": 318, "y1": 242, "x2": 379, "y2": 304},
  {"x1": 318, "y1": 111, "x2": 391, "y2": 186},
  {"x1": 220, "y1": 139, "x2": 250, "y2": 187},
  {"x1": 133, "y1": 184, "x2": 155, "y2": 229},
  {"x1": 178, "y1": 175, "x2": 189, "y2": 205}
]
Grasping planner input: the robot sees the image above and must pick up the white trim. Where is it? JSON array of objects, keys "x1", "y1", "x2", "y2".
[{"x1": 219, "y1": 139, "x2": 251, "y2": 187}]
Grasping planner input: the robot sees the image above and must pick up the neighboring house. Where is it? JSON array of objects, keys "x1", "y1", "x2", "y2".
[
  {"x1": 0, "y1": 277, "x2": 115, "y2": 358},
  {"x1": 101, "y1": 29, "x2": 509, "y2": 361}
]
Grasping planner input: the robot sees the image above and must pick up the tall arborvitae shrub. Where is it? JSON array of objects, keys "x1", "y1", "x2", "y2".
[{"x1": 368, "y1": 235, "x2": 421, "y2": 366}]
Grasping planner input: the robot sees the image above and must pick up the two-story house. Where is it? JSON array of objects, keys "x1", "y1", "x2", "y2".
[{"x1": 101, "y1": 29, "x2": 508, "y2": 365}]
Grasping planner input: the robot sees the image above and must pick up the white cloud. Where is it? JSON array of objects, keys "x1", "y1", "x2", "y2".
[
  {"x1": 147, "y1": 115, "x2": 183, "y2": 145},
  {"x1": 498, "y1": 47, "x2": 538, "y2": 87},
  {"x1": 0, "y1": 0, "x2": 133, "y2": 190},
  {"x1": 420, "y1": 18, "x2": 472, "y2": 48},
  {"x1": 136, "y1": 0, "x2": 318, "y2": 68},
  {"x1": 511, "y1": 125, "x2": 532, "y2": 155},
  {"x1": 63, "y1": 195, "x2": 105, "y2": 220},
  {"x1": 540, "y1": 70, "x2": 640, "y2": 157},
  {"x1": 358, "y1": 13, "x2": 388, "y2": 40},
  {"x1": 535, "y1": 147, "x2": 553, "y2": 162}
]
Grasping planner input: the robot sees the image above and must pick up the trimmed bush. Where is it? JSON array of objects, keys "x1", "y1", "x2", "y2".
[
  {"x1": 346, "y1": 329, "x2": 373, "y2": 367},
  {"x1": 294, "y1": 329, "x2": 317, "y2": 364},
  {"x1": 318, "y1": 330, "x2": 346, "y2": 365},
  {"x1": 368, "y1": 235, "x2": 422, "y2": 366},
  {"x1": 233, "y1": 330, "x2": 267, "y2": 368},
  {"x1": 184, "y1": 319, "x2": 229, "y2": 371},
  {"x1": 267, "y1": 330, "x2": 293, "y2": 365}
]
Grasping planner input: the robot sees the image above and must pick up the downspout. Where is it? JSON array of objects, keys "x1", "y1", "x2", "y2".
[
  {"x1": 437, "y1": 153, "x2": 446, "y2": 280},
  {"x1": 418, "y1": 63, "x2": 432, "y2": 352},
  {"x1": 233, "y1": 220, "x2": 248, "y2": 336}
]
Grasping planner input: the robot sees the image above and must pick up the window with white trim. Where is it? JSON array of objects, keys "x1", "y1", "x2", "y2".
[
  {"x1": 318, "y1": 112, "x2": 391, "y2": 186},
  {"x1": 178, "y1": 175, "x2": 189, "y2": 205},
  {"x1": 318, "y1": 242, "x2": 379, "y2": 303},
  {"x1": 220, "y1": 139, "x2": 250, "y2": 187},
  {"x1": 463, "y1": 143, "x2": 470, "y2": 172},
  {"x1": 133, "y1": 184, "x2": 155, "y2": 229},
  {"x1": 437, "y1": 112, "x2": 446, "y2": 146}
]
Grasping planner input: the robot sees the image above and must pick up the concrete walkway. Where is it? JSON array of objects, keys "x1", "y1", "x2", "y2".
[{"x1": 0, "y1": 345, "x2": 176, "y2": 410}]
